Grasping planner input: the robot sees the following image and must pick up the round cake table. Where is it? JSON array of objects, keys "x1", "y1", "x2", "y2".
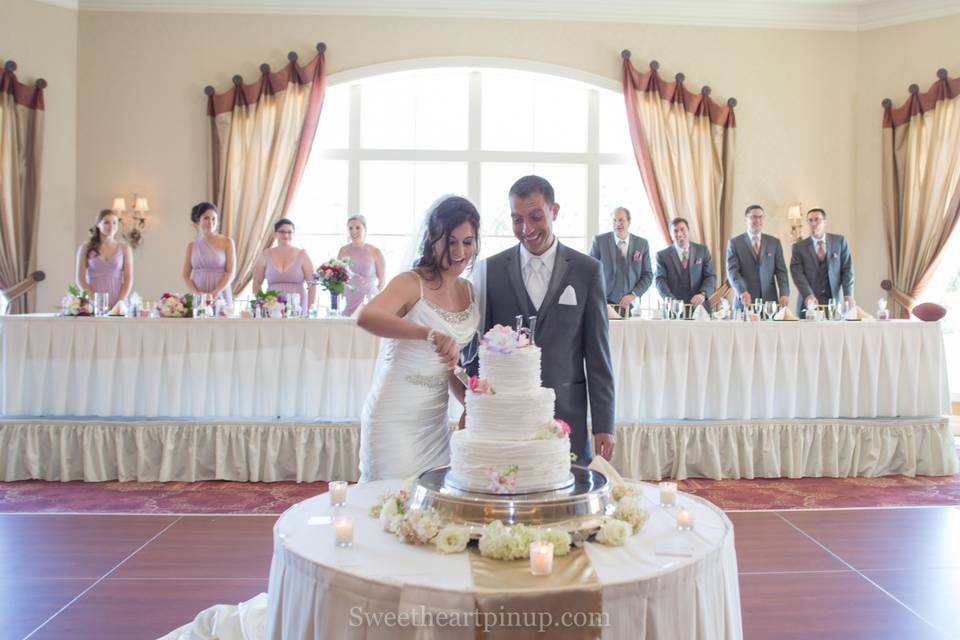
[{"x1": 264, "y1": 480, "x2": 742, "y2": 640}]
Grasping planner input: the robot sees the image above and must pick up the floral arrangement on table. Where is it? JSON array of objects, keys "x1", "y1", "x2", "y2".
[
  {"x1": 61, "y1": 285, "x2": 94, "y2": 317},
  {"x1": 254, "y1": 290, "x2": 288, "y2": 318},
  {"x1": 313, "y1": 257, "x2": 352, "y2": 294},
  {"x1": 367, "y1": 477, "x2": 650, "y2": 558},
  {"x1": 157, "y1": 292, "x2": 193, "y2": 318}
]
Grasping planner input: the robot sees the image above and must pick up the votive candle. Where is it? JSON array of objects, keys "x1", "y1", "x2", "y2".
[
  {"x1": 334, "y1": 515, "x2": 354, "y2": 547},
  {"x1": 659, "y1": 481, "x2": 677, "y2": 508},
  {"x1": 676, "y1": 507, "x2": 695, "y2": 532},
  {"x1": 530, "y1": 541, "x2": 554, "y2": 576},
  {"x1": 329, "y1": 480, "x2": 348, "y2": 507}
]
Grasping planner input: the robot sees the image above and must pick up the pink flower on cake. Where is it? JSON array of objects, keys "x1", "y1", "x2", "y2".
[
  {"x1": 484, "y1": 465, "x2": 519, "y2": 494},
  {"x1": 554, "y1": 419, "x2": 571, "y2": 438},
  {"x1": 468, "y1": 375, "x2": 495, "y2": 395},
  {"x1": 482, "y1": 324, "x2": 518, "y2": 354},
  {"x1": 541, "y1": 418, "x2": 571, "y2": 439}
]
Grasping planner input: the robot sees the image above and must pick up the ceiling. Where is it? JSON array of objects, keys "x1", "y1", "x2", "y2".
[{"x1": 36, "y1": 0, "x2": 960, "y2": 31}]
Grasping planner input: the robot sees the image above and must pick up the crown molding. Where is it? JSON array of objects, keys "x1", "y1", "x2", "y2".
[{"x1": 31, "y1": 0, "x2": 960, "y2": 32}]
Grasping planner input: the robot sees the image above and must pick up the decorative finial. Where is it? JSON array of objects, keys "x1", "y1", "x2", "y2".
[
  {"x1": 204, "y1": 85, "x2": 215, "y2": 96},
  {"x1": 621, "y1": 49, "x2": 631, "y2": 60},
  {"x1": 232, "y1": 75, "x2": 243, "y2": 86}
]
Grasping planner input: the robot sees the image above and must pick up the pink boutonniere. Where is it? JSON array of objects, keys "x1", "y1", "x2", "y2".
[
  {"x1": 695, "y1": 258, "x2": 703, "y2": 265},
  {"x1": 632, "y1": 250, "x2": 642, "y2": 262}
]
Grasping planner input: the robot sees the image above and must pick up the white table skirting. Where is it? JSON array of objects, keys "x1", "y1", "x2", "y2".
[
  {"x1": 160, "y1": 480, "x2": 742, "y2": 640},
  {"x1": 0, "y1": 317, "x2": 950, "y2": 421},
  {"x1": 0, "y1": 316, "x2": 378, "y2": 419},
  {"x1": 608, "y1": 320, "x2": 950, "y2": 420},
  {"x1": 1, "y1": 417, "x2": 954, "y2": 482}
]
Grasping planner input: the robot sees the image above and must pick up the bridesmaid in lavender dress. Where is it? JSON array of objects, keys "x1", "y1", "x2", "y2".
[
  {"x1": 337, "y1": 214, "x2": 385, "y2": 316},
  {"x1": 181, "y1": 202, "x2": 235, "y2": 305},
  {"x1": 75, "y1": 209, "x2": 133, "y2": 308},
  {"x1": 251, "y1": 218, "x2": 316, "y2": 316}
]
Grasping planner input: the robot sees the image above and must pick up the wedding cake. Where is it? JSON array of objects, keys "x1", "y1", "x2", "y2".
[{"x1": 447, "y1": 325, "x2": 573, "y2": 494}]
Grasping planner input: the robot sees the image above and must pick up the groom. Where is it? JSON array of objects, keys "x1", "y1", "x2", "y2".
[{"x1": 466, "y1": 175, "x2": 616, "y2": 463}]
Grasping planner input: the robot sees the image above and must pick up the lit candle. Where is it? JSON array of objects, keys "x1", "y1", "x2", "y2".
[
  {"x1": 676, "y1": 507, "x2": 694, "y2": 532},
  {"x1": 659, "y1": 481, "x2": 677, "y2": 508},
  {"x1": 329, "y1": 480, "x2": 348, "y2": 507},
  {"x1": 529, "y1": 541, "x2": 554, "y2": 576},
  {"x1": 334, "y1": 515, "x2": 353, "y2": 547}
]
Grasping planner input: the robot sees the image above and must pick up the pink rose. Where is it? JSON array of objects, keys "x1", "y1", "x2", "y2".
[
  {"x1": 633, "y1": 250, "x2": 642, "y2": 262},
  {"x1": 469, "y1": 375, "x2": 494, "y2": 395}
]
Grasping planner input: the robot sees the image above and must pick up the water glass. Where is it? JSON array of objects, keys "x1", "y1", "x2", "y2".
[
  {"x1": 763, "y1": 300, "x2": 778, "y2": 321},
  {"x1": 288, "y1": 292, "x2": 301, "y2": 317},
  {"x1": 94, "y1": 292, "x2": 109, "y2": 316},
  {"x1": 672, "y1": 299, "x2": 685, "y2": 320},
  {"x1": 661, "y1": 297, "x2": 673, "y2": 320},
  {"x1": 877, "y1": 298, "x2": 890, "y2": 321}
]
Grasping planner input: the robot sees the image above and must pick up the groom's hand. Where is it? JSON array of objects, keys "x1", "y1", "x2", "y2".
[
  {"x1": 594, "y1": 433, "x2": 615, "y2": 461},
  {"x1": 458, "y1": 410, "x2": 466, "y2": 430}
]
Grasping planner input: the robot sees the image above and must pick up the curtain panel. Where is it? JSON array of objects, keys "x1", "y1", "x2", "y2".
[
  {"x1": 881, "y1": 69, "x2": 960, "y2": 317},
  {"x1": 621, "y1": 52, "x2": 736, "y2": 299},
  {"x1": 0, "y1": 61, "x2": 45, "y2": 314},
  {"x1": 207, "y1": 44, "x2": 327, "y2": 297}
]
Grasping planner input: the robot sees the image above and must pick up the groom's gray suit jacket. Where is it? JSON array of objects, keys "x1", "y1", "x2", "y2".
[{"x1": 464, "y1": 243, "x2": 615, "y2": 464}]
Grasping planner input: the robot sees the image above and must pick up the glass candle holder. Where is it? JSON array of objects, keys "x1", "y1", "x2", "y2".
[
  {"x1": 334, "y1": 515, "x2": 353, "y2": 548},
  {"x1": 329, "y1": 480, "x2": 348, "y2": 507},
  {"x1": 659, "y1": 481, "x2": 677, "y2": 508},
  {"x1": 676, "y1": 506, "x2": 695, "y2": 532},
  {"x1": 529, "y1": 540, "x2": 554, "y2": 576}
]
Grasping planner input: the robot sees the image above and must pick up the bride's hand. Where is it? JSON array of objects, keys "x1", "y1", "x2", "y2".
[{"x1": 430, "y1": 331, "x2": 460, "y2": 369}]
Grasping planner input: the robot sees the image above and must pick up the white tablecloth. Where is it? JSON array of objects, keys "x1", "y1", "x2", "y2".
[
  {"x1": 0, "y1": 316, "x2": 379, "y2": 419},
  {"x1": 161, "y1": 480, "x2": 742, "y2": 640},
  {"x1": 0, "y1": 317, "x2": 949, "y2": 420},
  {"x1": 609, "y1": 319, "x2": 950, "y2": 419}
]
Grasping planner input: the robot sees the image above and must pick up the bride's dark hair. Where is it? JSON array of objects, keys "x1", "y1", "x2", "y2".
[{"x1": 414, "y1": 195, "x2": 480, "y2": 282}]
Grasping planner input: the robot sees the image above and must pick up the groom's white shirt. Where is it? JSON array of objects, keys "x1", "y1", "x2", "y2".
[{"x1": 519, "y1": 237, "x2": 559, "y2": 299}]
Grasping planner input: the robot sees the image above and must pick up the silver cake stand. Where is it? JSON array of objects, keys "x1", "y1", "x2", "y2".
[{"x1": 407, "y1": 465, "x2": 614, "y2": 536}]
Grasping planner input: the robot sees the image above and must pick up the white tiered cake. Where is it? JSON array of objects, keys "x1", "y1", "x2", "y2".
[{"x1": 447, "y1": 325, "x2": 573, "y2": 494}]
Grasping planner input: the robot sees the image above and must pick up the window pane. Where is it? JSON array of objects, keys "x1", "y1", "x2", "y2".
[
  {"x1": 533, "y1": 82, "x2": 587, "y2": 152},
  {"x1": 361, "y1": 72, "x2": 468, "y2": 149},
  {"x1": 534, "y1": 164, "x2": 585, "y2": 238},
  {"x1": 359, "y1": 161, "x2": 468, "y2": 237},
  {"x1": 599, "y1": 90, "x2": 633, "y2": 155},
  {"x1": 287, "y1": 159, "x2": 348, "y2": 235},
  {"x1": 482, "y1": 74, "x2": 534, "y2": 151},
  {"x1": 300, "y1": 234, "x2": 344, "y2": 267},
  {"x1": 480, "y1": 162, "x2": 532, "y2": 237},
  {"x1": 315, "y1": 84, "x2": 349, "y2": 149}
]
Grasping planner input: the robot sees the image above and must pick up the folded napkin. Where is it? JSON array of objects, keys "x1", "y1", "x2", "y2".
[
  {"x1": 774, "y1": 306, "x2": 797, "y2": 320},
  {"x1": 108, "y1": 300, "x2": 128, "y2": 316},
  {"x1": 843, "y1": 305, "x2": 870, "y2": 320},
  {"x1": 606, "y1": 304, "x2": 621, "y2": 319},
  {"x1": 692, "y1": 304, "x2": 710, "y2": 321},
  {"x1": 588, "y1": 454, "x2": 624, "y2": 489},
  {"x1": 856, "y1": 306, "x2": 874, "y2": 320}
]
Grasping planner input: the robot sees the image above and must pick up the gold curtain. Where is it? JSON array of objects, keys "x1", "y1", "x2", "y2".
[
  {"x1": 0, "y1": 62, "x2": 44, "y2": 314},
  {"x1": 621, "y1": 52, "x2": 736, "y2": 299},
  {"x1": 208, "y1": 45, "x2": 326, "y2": 297},
  {"x1": 882, "y1": 69, "x2": 960, "y2": 317}
]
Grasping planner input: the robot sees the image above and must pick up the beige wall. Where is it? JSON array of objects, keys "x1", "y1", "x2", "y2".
[
  {"x1": 74, "y1": 11, "x2": 859, "y2": 300},
  {"x1": 1, "y1": 0, "x2": 77, "y2": 311},
  {"x1": 854, "y1": 14, "x2": 960, "y2": 307},
  {"x1": 9, "y1": 4, "x2": 957, "y2": 308}
]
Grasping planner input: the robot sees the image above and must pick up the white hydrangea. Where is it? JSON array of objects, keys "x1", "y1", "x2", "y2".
[
  {"x1": 595, "y1": 518, "x2": 631, "y2": 546},
  {"x1": 613, "y1": 497, "x2": 650, "y2": 533},
  {"x1": 478, "y1": 521, "x2": 525, "y2": 560},
  {"x1": 435, "y1": 524, "x2": 471, "y2": 554},
  {"x1": 539, "y1": 528, "x2": 573, "y2": 556},
  {"x1": 379, "y1": 497, "x2": 402, "y2": 534},
  {"x1": 612, "y1": 485, "x2": 643, "y2": 502}
]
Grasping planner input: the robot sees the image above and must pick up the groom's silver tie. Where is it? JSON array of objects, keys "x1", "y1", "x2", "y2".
[{"x1": 526, "y1": 257, "x2": 547, "y2": 310}]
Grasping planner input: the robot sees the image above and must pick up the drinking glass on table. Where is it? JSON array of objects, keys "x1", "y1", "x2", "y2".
[
  {"x1": 288, "y1": 292, "x2": 301, "y2": 317},
  {"x1": 827, "y1": 298, "x2": 838, "y2": 321},
  {"x1": 94, "y1": 292, "x2": 109, "y2": 316},
  {"x1": 661, "y1": 297, "x2": 673, "y2": 320},
  {"x1": 763, "y1": 300, "x2": 778, "y2": 321},
  {"x1": 672, "y1": 299, "x2": 685, "y2": 320}
]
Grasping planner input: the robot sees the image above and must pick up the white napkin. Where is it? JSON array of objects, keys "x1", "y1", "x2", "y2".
[
  {"x1": 773, "y1": 307, "x2": 786, "y2": 320},
  {"x1": 692, "y1": 304, "x2": 710, "y2": 321},
  {"x1": 844, "y1": 305, "x2": 859, "y2": 320},
  {"x1": 588, "y1": 454, "x2": 624, "y2": 488},
  {"x1": 558, "y1": 285, "x2": 578, "y2": 306}
]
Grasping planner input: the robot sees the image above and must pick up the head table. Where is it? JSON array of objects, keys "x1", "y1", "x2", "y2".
[
  {"x1": 0, "y1": 315, "x2": 949, "y2": 421},
  {"x1": 161, "y1": 480, "x2": 742, "y2": 640}
]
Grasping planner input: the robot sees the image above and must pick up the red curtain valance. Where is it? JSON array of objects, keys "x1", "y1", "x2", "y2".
[
  {"x1": 883, "y1": 68, "x2": 960, "y2": 128},
  {"x1": 205, "y1": 43, "x2": 326, "y2": 116}
]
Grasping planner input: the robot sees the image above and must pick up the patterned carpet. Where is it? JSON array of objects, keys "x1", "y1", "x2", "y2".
[{"x1": 1, "y1": 471, "x2": 959, "y2": 514}]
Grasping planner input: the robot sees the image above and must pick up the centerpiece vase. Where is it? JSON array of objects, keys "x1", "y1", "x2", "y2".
[{"x1": 330, "y1": 291, "x2": 341, "y2": 317}]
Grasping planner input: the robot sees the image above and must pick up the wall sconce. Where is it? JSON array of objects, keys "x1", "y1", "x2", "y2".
[
  {"x1": 787, "y1": 203, "x2": 803, "y2": 241},
  {"x1": 112, "y1": 194, "x2": 149, "y2": 249}
]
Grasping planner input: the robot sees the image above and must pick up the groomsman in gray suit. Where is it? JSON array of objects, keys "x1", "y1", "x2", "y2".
[
  {"x1": 655, "y1": 217, "x2": 717, "y2": 312},
  {"x1": 589, "y1": 207, "x2": 653, "y2": 315},
  {"x1": 726, "y1": 204, "x2": 790, "y2": 310},
  {"x1": 466, "y1": 175, "x2": 615, "y2": 463},
  {"x1": 790, "y1": 207, "x2": 855, "y2": 315}
]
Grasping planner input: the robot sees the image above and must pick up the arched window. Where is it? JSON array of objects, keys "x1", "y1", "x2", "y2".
[
  {"x1": 920, "y1": 229, "x2": 960, "y2": 400},
  {"x1": 287, "y1": 60, "x2": 665, "y2": 309}
]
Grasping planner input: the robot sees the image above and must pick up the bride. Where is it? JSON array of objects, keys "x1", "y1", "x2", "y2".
[{"x1": 356, "y1": 195, "x2": 481, "y2": 482}]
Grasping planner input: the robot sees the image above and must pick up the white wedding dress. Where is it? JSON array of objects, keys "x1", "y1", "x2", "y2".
[
  {"x1": 159, "y1": 275, "x2": 479, "y2": 640},
  {"x1": 359, "y1": 273, "x2": 479, "y2": 482}
]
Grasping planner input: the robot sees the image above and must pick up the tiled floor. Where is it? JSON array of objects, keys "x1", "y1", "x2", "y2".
[{"x1": 4, "y1": 508, "x2": 960, "y2": 639}]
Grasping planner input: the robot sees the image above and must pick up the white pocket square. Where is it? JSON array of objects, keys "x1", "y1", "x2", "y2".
[{"x1": 558, "y1": 285, "x2": 578, "y2": 306}]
